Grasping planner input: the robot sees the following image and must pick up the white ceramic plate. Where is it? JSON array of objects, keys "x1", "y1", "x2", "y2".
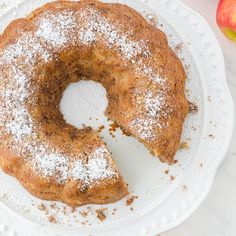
[{"x1": 0, "y1": 0, "x2": 234, "y2": 235}]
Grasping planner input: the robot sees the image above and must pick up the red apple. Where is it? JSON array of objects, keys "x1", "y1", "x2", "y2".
[{"x1": 216, "y1": 0, "x2": 236, "y2": 41}]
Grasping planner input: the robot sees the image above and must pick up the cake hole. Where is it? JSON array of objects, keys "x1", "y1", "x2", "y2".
[{"x1": 60, "y1": 80, "x2": 108, "y2": 129}]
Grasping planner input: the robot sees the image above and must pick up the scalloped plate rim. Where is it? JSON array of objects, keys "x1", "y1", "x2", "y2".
[{"x1": 0, "y1": 0, "x2": 234, "y2": 235}]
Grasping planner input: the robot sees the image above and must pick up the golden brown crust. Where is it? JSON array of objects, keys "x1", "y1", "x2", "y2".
[
  {"x1": 0, "y1": 145, "x2": 128, "y2": 207},
  {"x1": 0, "y1": 0, "x2": 188, "y2": 206}
]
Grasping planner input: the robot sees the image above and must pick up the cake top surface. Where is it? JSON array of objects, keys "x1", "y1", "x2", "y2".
[{"x1": 0, "y1": 0, "x2": 171, "y2": 185}]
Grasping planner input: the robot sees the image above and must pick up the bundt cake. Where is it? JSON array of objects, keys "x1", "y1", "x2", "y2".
[{"x1": 0, "y1": 0, "x2": 189, "y2": 206}]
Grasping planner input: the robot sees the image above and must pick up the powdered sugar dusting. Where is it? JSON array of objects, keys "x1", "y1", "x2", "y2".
[
  {"x1": 78, "y1": 8, "x2": 150, "y2": 60},
  {"x1": 141, "y1": 64, "x2": 167, "y2": 85},
  {"x1": 75, "y1": 7, "x2": 170, "y2": 141},
  {"x1": 0, "y1": 33, "x2": 50, "y2": 141},
  {"x1": 29, "y1": 143, "x2": 69, "y2": 183},
  {"x1": 145, "y1": 90, "x2": 168, "y2": 118},
  {"x1": 129, "y1": 118, "x2": 157, "y2": 140},
  {"x1": 71, "y1": 147, "x2": 115, "y2": 186},
  {"x1": 0, "y1": 4, "x2": 169, "y2": 185},
  {"x1": 36, "y1": 11, "x2": 77, "y2": 48},
  {"x1": 130, "y1": 89, "x2": 171, "y2": 140},
  {"x1": 0, "y1": 10, "x2": 118, "y2": 185}
]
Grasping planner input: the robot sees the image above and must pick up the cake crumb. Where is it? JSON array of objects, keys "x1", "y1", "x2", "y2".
[
  {"x1": 173, "y1": 159, "x2": 178, "y2": 164},
  {"x1": 63, "y1": 206, "x2": 67, "y2": 215},
  {"x1": 38, "y1": 203, "x2": 46, "y2": 211},
  {"x1": 112, "y1": 208, "x2": 117, "y2": 215},
  {"x1": 170, "y1": 175, "x2": 175, "y2": 181},
  {"x1": 126, "y1": 194, "x2": 138, "y2": 206},
  {"x1": 164, "y1": 169, "x2": 169, "y2": 175},
  {"x1": 80, "y1": 209, "x2": 88, "y2": 218},
  {"x1": 71, "y1": 207, "x2": 76, "y2": 213},
  {"x1": 174, "y1": 42, "x2": 183, "y2": 54},
  {"x1": 95, "y1": 208, "x2": 107, "y2": 222},
  {"x1": 98, "y1": 125, "x2": 105, "y2": 133},
  {"x1": 188, "y1": 102, "x2": 198, "y2": 113},
  {"x1": 179, "y1": 141, "x2": 189, "y2": 150},
  {"x1": 130, "y1": 207, "x2": 134, "y2": 211},
  {"x1": 48, "y1": 215, "x2": 57, "y2": 223},
  {"x1": 108, "y1": 122, "x2": 120, "y2": 138},
  {"x1": 50, "y1": 203, "x2": 58, "y2": 210},
  {"x1": 208, "y1": 134, "x2": 215, "y2": 139}
]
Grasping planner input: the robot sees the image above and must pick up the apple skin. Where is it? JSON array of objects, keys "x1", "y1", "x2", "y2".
[{"x1": 216, "y1": 0, "x2": 236, "y2": 41}]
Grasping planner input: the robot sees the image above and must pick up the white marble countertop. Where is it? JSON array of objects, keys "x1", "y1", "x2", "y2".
[{"x1": 0, "y1": 0, "x2": 235, "y2": 235}]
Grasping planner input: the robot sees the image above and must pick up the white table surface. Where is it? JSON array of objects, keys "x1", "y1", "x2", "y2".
[{"x1": 0, "y1": 1, "x2": 235, "y2": 236}]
